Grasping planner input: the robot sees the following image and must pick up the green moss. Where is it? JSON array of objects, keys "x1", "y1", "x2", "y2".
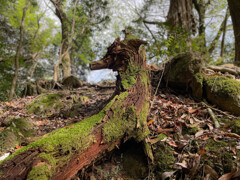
[
  {"x1": 206, "y1": 76, "x2": 240, "y2": 98},
  {"x1": 121, "y1": 77, "x2": 136, "y2": 90},
  {"x1": 120, "y1": 64, "x2": 139, "y2": 90},
  {"x1": 37, "y1": 153, "x2": 57, "y2": 171},
  {"x1": 194, "y1": 73, "x2": 205, "y2": 86},
  {"x1": 139, "y1": 70, "x2": 150, "y2": 93},
  {"x1": 154, "y1": 142, "x2": 175, "y2": 178},
  {"x1": 79, "y1": 96, "x2": 89, "y2": 103},
  {"x1": 182, "y1": 126, "x2": 199, "y2": 135},
  {"x1": 205, "y1": 139, "x2": 228, "y2": 152},
  {"x1": 204, "y1": 139, "x2": 236, "y2": 174},
  {"x1": 26, "y1": 93, "x2": 64, "y2": 116},
  {"x1": 1, "y1": 111, "x2": 105, "y2": 166},
  {"x1": 27, "y1": 164, "x2": 52, "y2": 180},
  {"x1": 157, "y1": 134, "x2": 167, "y2": 140},
  {"x1": 0, "y1": 92, "x2": 131, "y2": 170},
  {"x1": 103, "y1": 105, "x2": 136, "y2": 142},
  {"x1": 0, "y1": 117, "x2": 34, "y2": 152}
]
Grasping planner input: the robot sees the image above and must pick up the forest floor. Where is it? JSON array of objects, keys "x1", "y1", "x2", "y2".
[{"x1": 1, "y1": 81, "x2": 240, "y2": 179}]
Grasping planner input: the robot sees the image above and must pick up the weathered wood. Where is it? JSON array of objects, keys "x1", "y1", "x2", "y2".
[{"x1": 0, "y1": 35, "x2": 150, "y2": 180}]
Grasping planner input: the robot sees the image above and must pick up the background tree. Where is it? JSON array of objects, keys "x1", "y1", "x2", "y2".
[
  {"x1": 8, "y1": 0, "x2": 31, "y2": 101},
  {"x1": 227, "y1": 0, "x2": 240, "y2": 66}
]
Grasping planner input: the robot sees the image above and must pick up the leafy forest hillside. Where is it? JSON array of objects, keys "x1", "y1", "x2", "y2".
[{"x1": 0, "y1": 0, "x2": 240, "y2": 179}]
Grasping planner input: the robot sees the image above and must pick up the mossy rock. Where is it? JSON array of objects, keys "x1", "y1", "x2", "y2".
[
  {"x1": 0, "y1": 116, "x2": 34, "y2": 152},
  {"x1": 26, "y1": 93, "x2": 64, "y2": 116},
  {"x1": 62, "y1": 75, "x2": 82, "y2": 89},
  {"x1": 62, "y1": 96, "x2": 89, "y2": 118},
  {"x1": 205, "y1": 76, "x2": 240, "y2": 116},
  {"x1": 190, "y1": 73, "x2": 205, "y2": 100},
  {"x1": 164, "y1": 52, "x2": 204, "y2": 91}
]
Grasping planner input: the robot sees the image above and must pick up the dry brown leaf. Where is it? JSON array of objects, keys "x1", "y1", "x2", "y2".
[
  {"x1": 195, "y1": 130, "x2": 205, "y2": 138},
  {"x1": 204, "y1": 164, "x2": 218, "y2": 180},
  {"x1": 167, "y1": 141, "x2": 178, "y2": 147},
  {"x1": 15, "y1": 145, "x2": 23, "y2": 150},
  {"x1": 176, "y1": 162, "x2": 188, "y2": 169},
  {"x1": 162, "y1": 170, "x2": 177, "y2": 180},
  {"x1": 189, "y1": 154, "x2": 200, "y2": 176},
  {"x1": 232, "y1": 147, "x2": 236, "y2": 155},
  {"x1": 198, "y1": 147, "x2": 207, "y2": 156},
  {"x1": 147, "y1": 119, "x2": 155, "y2": 126},
  {"x1": 207, "y1": 123, "x2": 214, "y2": 131},
  {"x1": 190, "y1": 118, "x2": 194, "y2": 124},
  {"x1": 225, "y1": 133, "x2": 240, "y2": 139},
  {"x1": 189, "y1": 109, "x2": 197, "y2": 114},
  {"x1": 218, "y1": 169, "x2": 238, "y2": 180},
  {"x1": 157, "y1": 128, "x2": 175, "y2": 133},
  {"x1": 147, "y1": 138, "x2": 160, "y2": 144}
]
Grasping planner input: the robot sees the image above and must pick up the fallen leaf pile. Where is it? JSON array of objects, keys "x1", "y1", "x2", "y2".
[{"x1": 147, "y1": 92, "x2": 240, "y2": 179}]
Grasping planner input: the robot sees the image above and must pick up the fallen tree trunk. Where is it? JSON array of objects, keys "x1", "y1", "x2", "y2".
[{"x1": 0, "y1": 35, "x2": 150, "y2": 179}]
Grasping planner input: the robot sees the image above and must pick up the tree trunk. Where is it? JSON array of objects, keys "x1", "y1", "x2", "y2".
[
  {"x1": 8, "y1": 0, "x2": 31, "y2": 101},
  {"x1": 193, "y1": 0, "x2": 209, "y2": 51},
  {"x1": 167, "y1": 0, "x2": 196, "y2": 34},
  {"x1": 0, "y1": 36, "x2": 150, "y2": 180},
  {"x1": 220, "y1": 9, "x2": 228, "y2": 57},
  {"x1": 208, "y1": 9, "x2": 229, "y2": 55},
  {"x1": 51, "y1": 0, "x2": 71, "y2": 80},
  {"x1": 228, "y1": 0, "x2": 240, "y2": 66}
]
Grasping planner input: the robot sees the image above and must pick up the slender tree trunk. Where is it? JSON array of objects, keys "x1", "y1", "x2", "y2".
[
  {"x1": 193, "y1": 0, "x2": 208, "y2": 51},
  {"x1": 208, "y1": 9, "x2": 230, "y2": 55},
  {"x1": 228, "y1": 0, "x2": 240, "y2": 66},
  {"x1": 8, "y1": 0, "x2": 31, "y2": 101},
  {"x1": 220, "y1": 9, "x2": 229, "y2": 57},
  {"x1": 30, "y1": 58, "x2": 39, "y2": 79},
  {"x1": 0, "y1": 36, "x2": 150, "y2": 180},
  {"x1": 50, "y1": 0, "x2": 71, "y2": 80}
]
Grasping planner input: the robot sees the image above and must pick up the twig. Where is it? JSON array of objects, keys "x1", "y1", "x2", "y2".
[
  {"x1": 207, "y1": 108, "x2": 220, "y2": 128},
  {"x1": 200, "y1": 102, "x2": 236, "y2": 119}
]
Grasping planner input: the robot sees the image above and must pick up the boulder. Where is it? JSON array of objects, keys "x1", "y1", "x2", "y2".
[
  {"x1": 62, "y1": 75, "x2": 82, "y2": 89},
  {"x1": 164, "y1": 52, "x2": 204, "y2": 91},
  {"x1": 205, "y1": 76, "x2": 240, "y2": 116}
]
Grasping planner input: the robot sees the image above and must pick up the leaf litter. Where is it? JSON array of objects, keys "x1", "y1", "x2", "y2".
[{"x1": 0, "y1": 81, "x2": 240, "y2": 179}]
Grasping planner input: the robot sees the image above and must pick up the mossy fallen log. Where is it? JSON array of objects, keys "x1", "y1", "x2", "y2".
[{"x1": 0, "y1": 35, "x2": 150, "y2": 180}]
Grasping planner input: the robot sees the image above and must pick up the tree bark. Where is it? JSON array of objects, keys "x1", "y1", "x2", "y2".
[
  {"x1": 192, "y1": 0, "x2": 210, "y2": 51},
  {"x1": 8, "y1": 0, "x2": 31, "y2": 101},
  {"x1": 220, "y1": 9, "x2": 228, "y2": 57},
  {"x1": 228, "y1": 0, "x2": 240, "y2": 66},
  {"x1": 167, "y1": 0, "x2": 196, "y2": 34},
  {"x1": 0, "y1": 36, "x2": 150, "y2": 180},
  {"x1": 51, "y1": 0, "x2": 71, "y2": 80}
]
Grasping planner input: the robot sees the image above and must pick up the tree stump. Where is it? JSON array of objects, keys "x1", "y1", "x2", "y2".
[{"x1": 0, "y1": 36, "x2": 150, "y2": 180}]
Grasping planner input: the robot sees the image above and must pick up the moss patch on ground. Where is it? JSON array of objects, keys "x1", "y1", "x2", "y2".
[
  {"x1": 0, "y1": 117, "x2": 34, "y2": 152},
  {"x1": 204, "y1": 139, "x2": 237, "y2": 175},
  {"x1": 153, "y1": 142, "x2": 175, "y2": 178},
  {"x1": 26, "y1": 93, "x2": 64, "y2": 116}
]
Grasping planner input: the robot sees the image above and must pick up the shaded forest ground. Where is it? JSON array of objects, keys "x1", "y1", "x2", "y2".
[{"x1": 1, "y1": 76, "x2": 240, "y2": 179}]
